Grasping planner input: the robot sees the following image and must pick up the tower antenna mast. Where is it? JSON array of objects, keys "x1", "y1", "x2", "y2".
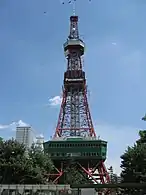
[
  {"x1": 61, "y1": 0, "x2": 92, "y2": 15},
  {"x1": 72, "y1": 0, "x2": 76, "y2": 16}
]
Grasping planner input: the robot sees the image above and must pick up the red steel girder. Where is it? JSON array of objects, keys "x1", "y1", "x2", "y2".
[{"x1": 54, "y1": 86, "x2": 96, "y2": 138}]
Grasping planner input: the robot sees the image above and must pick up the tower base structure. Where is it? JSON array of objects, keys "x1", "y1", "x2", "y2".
[{"x1": 44, "y1": 137, "x2": 110, "y2": 186}]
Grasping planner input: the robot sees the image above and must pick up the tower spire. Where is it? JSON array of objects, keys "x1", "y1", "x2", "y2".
[
  {"x1": 72, "y1": 0, "x2": 76, "y2": 16},
  {"x1": 69, "y1": 16, "x2": 79, "y2": 39}
]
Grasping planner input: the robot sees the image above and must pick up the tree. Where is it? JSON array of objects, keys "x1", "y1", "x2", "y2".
[
  {"x1": 108, "y1": 166, "x2": 121, "y2": 184},
  {"x1": 0, "y1": 139, "x2": 53, "y2": 184},
  {"x1": 120, "y1": 131, "x2": 146, "y2": 183},
  {"x1": 28, "y1": 144, "x2": 54, "y2": 184},
  {"x1": 62, "y1": 163, "x2": 92, "y2": 184},
  {"x1": 120, "y1": 130, "x2": 146, "y2": 193},
  {"x1": 0, "y1": 137, "x2": 3, "y2": 142},
  {"x1": 137, "y1": 130, "x2": 146, "y2": 144}
]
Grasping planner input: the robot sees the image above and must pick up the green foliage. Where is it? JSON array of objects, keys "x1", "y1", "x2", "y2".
[
  {"x1": 137, "y1": 130, "x2": 146, "y2": 144},
  {"x1": 142, "y1": 114, "x2": 146, "y2": 121},
  {"x1": 28, "y1": 144, "x2": 54, "y2": 184},
  {"x1": 0, "y1": 139, "x2": 53, "y2": 184},
  {"x1": 120, "y1": 131, "x2": 146, "y2": 183},
  {"x1": 61, "y1": 162, "x2": 92, "y2": 184},
  {"x1": 0, "y1": 137, "x2": 3, "y2": 142}
]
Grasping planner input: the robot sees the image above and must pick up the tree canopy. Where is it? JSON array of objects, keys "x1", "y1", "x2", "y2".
[
  {"x1": 120, "y1": 130, "x2": 146, "y2": 183},
  {"x1": 61, "y1": 163, "x2": 92, "y2": 184},
  {"x1": 0, "y1": 139, "x2": 92, "y2": 185},
  {"x1": 0, "y1": 139, "x2": 53, "y2": 184}
]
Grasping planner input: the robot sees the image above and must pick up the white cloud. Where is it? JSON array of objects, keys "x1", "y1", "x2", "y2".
[
  {"x1": 36, "y1": 134, "x2": 44, "y2": 138},
  {"x1": 0, "y1": 120, "x2": 30, "y2": 131},
  {"x1": 49, "y1": 96, "x2": 62, "y2": 106},
  {"x1": 0, "y1": 124, "x2": 10, "y2": 129},
  {"x1": 94, "y1": 121, "x2": 139, "y2": 175},
  {"x1": 112, "y1": 42, "x2": 117, "y2": 46},
  {"x1": 17, "y1": 120, "x2": 30, "y2": 127},
  {"x1": 0, "y1": 122, "x2": 16, "y2": 130}
]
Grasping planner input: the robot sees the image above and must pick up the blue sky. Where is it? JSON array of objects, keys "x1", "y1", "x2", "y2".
[{"x1": 0, "y1": 0, "x2": 146, "y2": 174}]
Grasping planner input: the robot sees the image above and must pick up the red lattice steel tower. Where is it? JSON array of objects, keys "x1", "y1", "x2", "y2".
[
  {"x1": 55, "y1": 15, "x2": 96, "y2": 138},
  {"x1": 44, "y1": 15, "x2": 110, "y2": 189}
]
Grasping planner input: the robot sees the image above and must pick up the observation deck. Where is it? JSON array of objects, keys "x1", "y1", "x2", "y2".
[
  {"x1": 64, "y1": 39, "x2": 85, "y2": 57},
  {"x1": 44, "y1": 137, "x2": 107, "y2": 166}
]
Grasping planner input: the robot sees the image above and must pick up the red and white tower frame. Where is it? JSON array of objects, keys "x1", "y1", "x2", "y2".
[
  {"x1": 55, "y1": 16, "x2": 96, "y2": 138},
  {"x1": 51, "y1": 15, "x2": 110, "y2": 190}
]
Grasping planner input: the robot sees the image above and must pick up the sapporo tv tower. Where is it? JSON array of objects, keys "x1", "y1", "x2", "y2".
[{"x1": 44, "y1": 1, "x2": 110, "y2": 186}]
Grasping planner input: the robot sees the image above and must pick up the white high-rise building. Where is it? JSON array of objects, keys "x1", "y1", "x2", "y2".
[
  {"x1": 35, "y1": 134, "x2": 44, "y2": 151},
  {"x1": 15, "y1": 120, "x2": 34, "y2": 149}
]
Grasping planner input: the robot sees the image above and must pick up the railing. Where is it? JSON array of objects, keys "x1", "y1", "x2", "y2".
[
  {"x1": 0, "y1": 185, "x2": 78, "y2": 195},
  {"x1": 71, "y1": 183, "x2": 146, "y2": 189}
]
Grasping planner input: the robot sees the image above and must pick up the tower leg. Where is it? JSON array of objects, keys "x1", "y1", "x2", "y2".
[
  {"x1": 78, "y1": 161, "x2": 110, "y2": 184},
  {"x1": 78, "y1": 161, "x2": 111, "y2": 195},
  {"x1": 48, "y1": 163, "x2": 63, "y2": 183}
]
